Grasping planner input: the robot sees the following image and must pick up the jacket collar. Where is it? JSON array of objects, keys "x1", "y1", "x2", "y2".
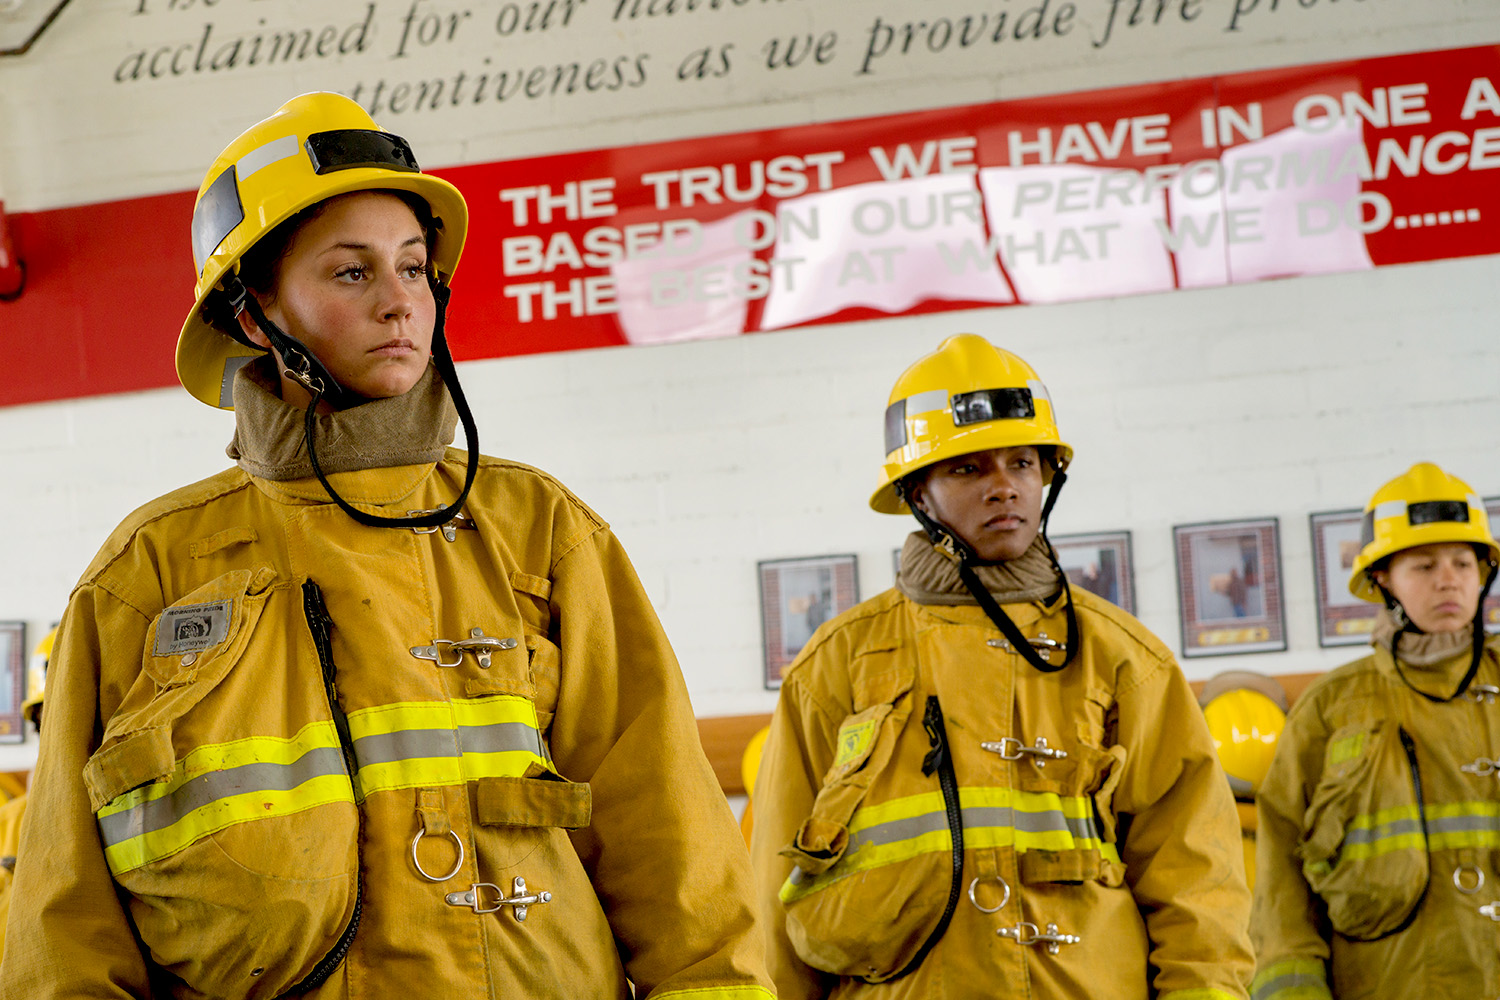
[
  {"x1": 1370, "y1": 605, "x2": 1479, "y2": 698},
  {"x1": 227, "y1": 357, "x2": 458, "y2": 483},
  {"x1": 895, "y1": 531, "x2": 1061, "y2": 607}
]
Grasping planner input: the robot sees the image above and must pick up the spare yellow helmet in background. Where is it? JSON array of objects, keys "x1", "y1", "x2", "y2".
[
  {"x1": 176, "y1": 91, "x2": 469, "y2": 410},
  {"x1": 1348, "y1": 462, "x2": 1500, "y2": 603},
  {"x1": 22, "y1": 626, "x2": 56, "y2": 730},
  {"x1": 1200, "y1": 673, "x2": 1287, "y2": 801},
  {"x1": 871, "y1": 334, "x2": 1072, "y2": 515}
]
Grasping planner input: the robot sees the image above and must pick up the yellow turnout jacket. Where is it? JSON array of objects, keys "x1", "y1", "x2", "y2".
[
  {"x1": 1251, "y1": 634, "x2": 1500, "y2": 1000},
  {"x1": 751, "y1": 573, "x2": 1253, "y2": 999},
  {"x1": 0, "y1": 364, "x2": 773, "y2": 1000}
]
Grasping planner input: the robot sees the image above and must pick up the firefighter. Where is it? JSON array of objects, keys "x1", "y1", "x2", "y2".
[
  {"x1": 1252, "y1": 462, "x2": 1500, "y2": 999},
  {"x1": 750, "y1": 334, "x2": 1253, "y2": 999},
  {"x1": 0, "y1": 93, "x2": 773, "y2": 999}
]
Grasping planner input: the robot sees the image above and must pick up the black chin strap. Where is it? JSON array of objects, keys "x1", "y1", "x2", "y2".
[
  {"x1": 1381, "y1": 561, "x2": 1497, "y2": 703},
  {"x1": 903, "y1": 470, "x2": 1078, "y2": 673},
  {"x1": 232, "y1": 275, "x2": 480, "y2": 530}
]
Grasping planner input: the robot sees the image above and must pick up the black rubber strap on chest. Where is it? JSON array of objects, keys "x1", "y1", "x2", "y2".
[{"x1": 872, "y1": 696, "x2": 964, "y2": 983}]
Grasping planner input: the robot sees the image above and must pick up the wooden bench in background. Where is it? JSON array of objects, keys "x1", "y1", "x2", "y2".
[{"x1": 697, "y1": 672, "x2": 1325, "y2": 796}]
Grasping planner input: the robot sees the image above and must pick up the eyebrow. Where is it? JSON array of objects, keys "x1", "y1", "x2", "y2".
[{"x1": 319, "y1": 235, "x2": 427, "y2": 254}]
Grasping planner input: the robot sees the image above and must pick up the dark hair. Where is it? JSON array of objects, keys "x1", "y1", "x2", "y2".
[{"x1": 200, "y1": 189, "x2": 436, "y2": 344}]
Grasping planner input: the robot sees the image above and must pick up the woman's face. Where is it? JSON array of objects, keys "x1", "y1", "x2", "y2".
[
  {"x1": 908, "y1": 445, "x2": 1045, "y2": 563},
  {"x1": 1373, "y1": 542, "x2": 1484, "y2": 633},
  {"x1": 239, "y1": 191, "x2": 434, "y2": 408}
]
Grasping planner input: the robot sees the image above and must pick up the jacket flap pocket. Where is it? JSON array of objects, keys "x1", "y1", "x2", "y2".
[
  {"x1": 824, "y1": 703, "x2": 892, "y2": 784},
  {"x1": 83, "y1": 727, "x2": 176, "y2": 814},
  {"x1": 476, "y1": 775, "x2": 591, "y2": 829}
]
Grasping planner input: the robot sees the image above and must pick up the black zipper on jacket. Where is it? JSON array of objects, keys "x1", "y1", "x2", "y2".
[
  {"x1": 1340, "y1": 726, "x2": 1430, "y2": 943},
  {"x1": 279, "y1": 580, "x2": 365, "y2": 997},
  {"x1": 875, "y1": 695, "x2": 965, "y2": 982}
]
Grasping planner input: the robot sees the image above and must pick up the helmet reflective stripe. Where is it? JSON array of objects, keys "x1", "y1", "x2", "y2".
[{"x1": 238, "y1": 133, "x2": 301, "y2": 182}]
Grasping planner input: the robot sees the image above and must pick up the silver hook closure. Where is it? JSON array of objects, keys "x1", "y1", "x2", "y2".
[
  {"x1": 407, "y1": 509, "x2": 477, "y2": 542},
  {"x1": 998, "y1": 920, "x2": 1081, "y2": 955},
  {"x1": 1467, "y1": 684, "x2": 1500, "y2": 705},
  {"x1": 982, "y1": 736, "x2": 1068, "y2": 767},
  {"x1": 1479, "y1": 901, "x2": 1500, "y2": 921},
  {"x1": 1461, "y1": 757, "x2": 1499, "y2": 777},
  {"x1": 446, "y1": 877, "x2": 552, "y2": 921},
  {"x1": 967, "y1": 874, "x2": 1011, "y2": 914},
  {"x1": 411, "y1": 828, "x2": 465, "y2": 883},
  {"x1": 1454, "y1": 864, "x2": 1486, "y2": 895},
  {"x1": 411, "y1": 627, "x2": 517, "y2": 669}
]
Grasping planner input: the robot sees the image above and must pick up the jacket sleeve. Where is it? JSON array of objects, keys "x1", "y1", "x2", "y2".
[
  {"x1": 544, "y1": 525, "x2": 776, "y2": 1000},
  {"x1": 0, "y1": 585, "x2": 155, "y2": 999},
  {"x1": 1249, "y1": 699, "x2": 1334, "y2": 1000},
  {"x1": 747, "y1": 666, "x2": 842, "y2": 1000},
  {"x1": 1112, "y1": 654, "x2": 1256, "y2": 1000}
]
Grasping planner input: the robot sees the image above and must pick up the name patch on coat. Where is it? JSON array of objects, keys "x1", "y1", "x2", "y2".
[{"x1": 154, "y1": 601, "x2": 232, "y2": 656}]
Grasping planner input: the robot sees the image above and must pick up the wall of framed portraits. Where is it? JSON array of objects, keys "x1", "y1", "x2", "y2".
[{"x1": 1, "y1": 3, "x2": 1499, "y2": 774}]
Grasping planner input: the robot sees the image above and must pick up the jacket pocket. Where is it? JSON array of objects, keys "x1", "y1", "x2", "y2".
[
  {"x1": 778, "y1": 676, "x2": 927, "y2": 980},
  {"x1": 84, "y1": 572, "x2": 359, "y2": 999},
  {"x1": 1298, "y1": 721, "x2": 1429, "y2": 940}
]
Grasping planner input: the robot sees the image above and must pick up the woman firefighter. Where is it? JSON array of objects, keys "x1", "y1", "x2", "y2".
[
  {"x1": 749, "y1": 334, "x2": 1254, "y2": 999},
  {"x1": 1252, "y1": 462, "x2": 1500, "y2": 999},
  {"x1": 0, "y1": 93, "x2": 774, "y2": 999}
]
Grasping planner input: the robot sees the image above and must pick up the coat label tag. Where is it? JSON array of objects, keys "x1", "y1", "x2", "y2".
[{"x1": 154, "y1": 600, "x2": 233, "y2": 656}]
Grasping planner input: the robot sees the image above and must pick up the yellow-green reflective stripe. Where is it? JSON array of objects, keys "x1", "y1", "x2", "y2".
[
  {"x1": 1162, "y1": 990, "x2": 1248, "y2": 1000},
  {"x1": 347, "y1": 695, "x2": 554, "y2": 795},
  {"x1": 1251, "y1": 957, "x2": 1330, "y2": 1000},
  {"x1": 651, "y1": 988, "x2": 777, "y2": 1000},
  {"x1": 96, "y1": 721, "x2": 351, "y2": 876},
  {"x1": 1340, "y1": 801, "x2": 1500, "y2": 861},
  {"x1": 780, "y1": 786, "x2": 1117, "y2": 904}
]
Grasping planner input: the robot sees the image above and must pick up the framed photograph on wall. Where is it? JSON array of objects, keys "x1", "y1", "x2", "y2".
[
  {"x1": 1486, "y1": 497, "x2": 1500, "y2": 633},
  {"x1": 1310, "y1": 509, "x2": 1379, "y2": 647},
  {"x1": 0, "y1": 623, "x2": 25, "y2": 744},
  {"x1": 1173, "y1": 518, "x2": 1287, "y2": 658},
  {"x1": 1052, "y1": 531, "x2": 1136, "y2": 615},
  {"x1": 759, "y1": 555, "x2": 859, "y2": 689}
]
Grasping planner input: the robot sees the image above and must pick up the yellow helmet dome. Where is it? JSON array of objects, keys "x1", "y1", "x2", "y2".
[
  {"x1": 871, "y1": 335, "x2": 1072, "y2": 515},
  {"x1": 1200, "y1": 672, "x2": 1288, "y2": 800}
]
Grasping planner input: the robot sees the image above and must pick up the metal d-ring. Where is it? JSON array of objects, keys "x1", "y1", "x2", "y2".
[
  {"x1": 411, "y1": 828, "x2": 465, "y2": 883},
  {"x1": 1455, "y1": 863, "x2": 1486, "y2": 895},
  {"x1": 968, "y1": 874, "x2": 1011, "y2": 913}
]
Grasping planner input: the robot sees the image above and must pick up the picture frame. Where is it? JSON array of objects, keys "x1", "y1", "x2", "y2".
[
  {"x1": 0, "y1": 622, "x2": 25, "y2": 743},
  {"x1": 1052, "y1": 531, "x2": 1136, "y2": 615},
  {"x1": 1173, "y1": 518, "x2": 1287, "y2": 657},
  {"x1": 1309, "y1": 509, "x2": 1379, "y2": 647},
  {"x1": 1486, "y1": 497, "x2": 1500, "y2": 633},
  {"x1": 758, "y1": 554, "x2": 859, "y2": 689}
]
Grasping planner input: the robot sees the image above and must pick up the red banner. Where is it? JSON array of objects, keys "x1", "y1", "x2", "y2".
[{"x1": 5, "y1": 43, "x2": 1500, "y2": 407}]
